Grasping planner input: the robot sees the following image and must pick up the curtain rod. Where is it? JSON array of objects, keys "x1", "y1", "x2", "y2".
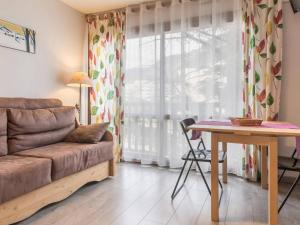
[
  {"x1": 86, "y1": 7, "x2": 126, "y2": 17},
  {"x1": 86, "y1": 0, "x2": 241, "y2": 17},
  {"x1": 86, "y1": 0, "x2": 178, "y2": 16}
]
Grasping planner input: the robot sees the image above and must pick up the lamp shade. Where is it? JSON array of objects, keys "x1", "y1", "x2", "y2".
[{"x1": 67, "y1": 72, "x2": 92, "y2": 87}]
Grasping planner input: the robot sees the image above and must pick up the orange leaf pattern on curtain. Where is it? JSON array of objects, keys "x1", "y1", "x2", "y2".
[
  {"x1": 87, "y1": 12, "x2": 125, "y2": 161},
  {"x1": 242, "y1": 0, "x2": 282, "y2": 180}
]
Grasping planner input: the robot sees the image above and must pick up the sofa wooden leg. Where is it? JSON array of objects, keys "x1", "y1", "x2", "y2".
[{"x1": 109, "y1": 159, "x2": 116, "y2": 176}]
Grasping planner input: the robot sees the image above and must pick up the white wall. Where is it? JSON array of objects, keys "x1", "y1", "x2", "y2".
[
  {"x1": 279, "y1": 2, "x2": 300, "y2": 156},
  {"x1": 0, "y1": 0, "x2": 86, "y2": 108},
  {"x1": 0, "y1": 0, "x2": 299, "y2": 132}
]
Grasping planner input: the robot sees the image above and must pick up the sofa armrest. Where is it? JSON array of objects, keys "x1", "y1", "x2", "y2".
[{"x1": 100, "y1": 130, "x2": 113, "y2": 142}]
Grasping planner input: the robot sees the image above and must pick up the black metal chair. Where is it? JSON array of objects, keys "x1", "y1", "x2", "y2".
[
  {"x1": 278, "y1": 148, "x2": 299, "y2": 213},
  {"x1": 171, "y1": 118, "x2": 227, "y2": 203}
]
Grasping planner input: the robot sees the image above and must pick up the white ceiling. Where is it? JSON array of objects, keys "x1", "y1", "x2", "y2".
[{"x1": 60, "y1": 0, "x2": 145, "y2": 14}]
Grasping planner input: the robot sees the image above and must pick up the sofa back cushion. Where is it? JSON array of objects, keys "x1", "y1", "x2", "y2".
[
  {"x1": 7, "y1": 106, "x2": 76, "y2": 153},
  {"x1": 0, "y1": 109, "x2": 7, "y2": 156},
  {"x1": 0, "y1": 98, "x2": 62, "y2": 109}
]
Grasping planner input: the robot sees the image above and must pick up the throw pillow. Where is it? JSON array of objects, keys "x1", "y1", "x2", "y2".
[{"x1": 64, "y1": 122, "x2": 109, "y2": 144}]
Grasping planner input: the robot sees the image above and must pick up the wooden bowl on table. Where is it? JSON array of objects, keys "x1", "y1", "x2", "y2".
[{"x1": 229, "y1": 117, "x2": 263, "y2": 126}]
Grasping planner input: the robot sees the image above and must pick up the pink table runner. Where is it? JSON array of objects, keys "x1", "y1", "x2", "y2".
[{"x1": 191, "y1": 120, "x2": 300, "y2": 156}]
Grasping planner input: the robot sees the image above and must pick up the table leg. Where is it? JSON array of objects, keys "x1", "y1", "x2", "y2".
[
  {"x1": 211, "y1": 133, "x2": 219, "y2": 222},
  {"x1": 222, "y1": 142, "x2": 227, "y2": 183},
  {"x1": 261, "y1": 145, "x2": 268, "y2": 189},
  {"x1": 268, "y1": 139, "x2": 278, "y2": 225}
]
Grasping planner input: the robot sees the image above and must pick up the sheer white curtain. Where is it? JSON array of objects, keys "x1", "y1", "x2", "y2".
[{"x1": 123, "y1": 0, "x2": 244, "y2": 175}]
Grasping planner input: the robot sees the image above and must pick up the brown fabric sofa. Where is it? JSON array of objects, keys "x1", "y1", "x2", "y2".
[
  {"x1": 0, "y1": 98, "x2": 115, "y2": 225},
  {"x1": 16, "y1": 141, "x2": 113, "y2": 181}
]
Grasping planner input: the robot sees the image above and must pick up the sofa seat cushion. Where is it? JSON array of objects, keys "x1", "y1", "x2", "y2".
[
  {"x1": 7, "y1": 106, "x2": 75, "y2": 154},
  {"x1": 0, "y1": 155, "x2": 52, "y2": 204},
  {"x1": 15, "y1": 142, "x2": 113, "y2": 180}
]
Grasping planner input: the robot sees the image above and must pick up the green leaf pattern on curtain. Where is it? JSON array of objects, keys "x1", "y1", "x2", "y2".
[
  {"x1": 88, "y1": 12, "x2": 125, "y2": 161},
  {"x1": 242, "y1": 0, "x2": 282, "y2": 180}
]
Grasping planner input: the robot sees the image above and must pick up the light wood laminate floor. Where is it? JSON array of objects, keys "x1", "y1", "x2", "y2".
[{"x1": 16, "y1": 163, "x2": 300, "y2": 225}]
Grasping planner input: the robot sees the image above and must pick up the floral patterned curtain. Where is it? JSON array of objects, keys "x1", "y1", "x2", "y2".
[
  {"x1": 87, "y1": 12, "x2": 125, "y2": 161},
  {"x1": 242, "y1": 0, "x2": 283, "y2": 180}
]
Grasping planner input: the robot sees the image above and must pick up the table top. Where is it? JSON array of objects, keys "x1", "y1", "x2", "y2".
[{"x1": 188, "y1": 120, "x2": 300, "y2": 137}]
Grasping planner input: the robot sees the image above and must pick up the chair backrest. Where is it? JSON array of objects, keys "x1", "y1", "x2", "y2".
[
  {"x1": 180, "y1": 118, "x2": 196, "y2": 130},
  {"x1": 180, "y1": 118, "x2": 196, "y2": 150}
]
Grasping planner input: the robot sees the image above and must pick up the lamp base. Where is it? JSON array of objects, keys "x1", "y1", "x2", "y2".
[{"x1": 75, "y1": 104, "x2": 80, "y2": 113}]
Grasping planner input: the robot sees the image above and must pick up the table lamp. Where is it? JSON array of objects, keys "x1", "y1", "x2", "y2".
[{"x1": 67, "y1": 72, "x2": 92, "y2": 122}]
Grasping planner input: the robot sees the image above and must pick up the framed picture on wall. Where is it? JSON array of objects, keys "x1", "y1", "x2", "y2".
[{"x1": 0, "y1": 19, "x2": 36, "y2": 53}]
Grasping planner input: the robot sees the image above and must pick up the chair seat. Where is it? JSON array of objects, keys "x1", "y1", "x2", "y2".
[
  {"x1": 278, "y1": 156, "x2": 300, "y2": 172},
  {"x1": 181, "y1": 149, "x2": 226, "y2": 163}
]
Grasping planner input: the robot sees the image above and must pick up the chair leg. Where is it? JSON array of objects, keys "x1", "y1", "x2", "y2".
[
  {"x1": 218, "y1": 178, "x2": 223, "y2": 205},
  {"x1": 183, "y1": 161, "x2": 193, "y2": 184},
  {"x1": 278, "y1": 169, "x2": 286, "y2": 183},
  {"x1": 193, "y1": 157, "x2": 211, "y2": 195},
  {"x1": 218, "y1": 178, "x2": 223, "y2": 190},
  {"x1": 278, "y1": 173, "x2": 300, "y2": 213},
  {"x1": 171, "y1": 150, "x2": 193, "y2": 199},
  {"x1": 197, "y1": 141, "x2": 202, "y2": 150},
  {"x1": 202, "y1": 141, "x2": 206, "y2": 150},
  {"x1": 171, "y1": 159, "x2": 188, "y2": 199},
  {"x1": 194, "y1": 160, "x2": 224, "y2": 204},
  {"x1": 197, "y1": 138, "x2": 207, "y2": 151}
]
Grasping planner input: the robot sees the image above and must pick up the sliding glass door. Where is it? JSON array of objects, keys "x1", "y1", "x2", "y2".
[{"x1": 123, "y1": 0, "x2": 243, "y2": 173}]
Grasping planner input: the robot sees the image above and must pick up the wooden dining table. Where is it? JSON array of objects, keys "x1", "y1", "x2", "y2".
[{"x1": 188, "y1": 121, "x2": 300, "y2": 225}]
